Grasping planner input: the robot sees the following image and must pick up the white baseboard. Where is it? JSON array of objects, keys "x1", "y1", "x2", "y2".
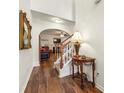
[
  {"x1": 96, "y1": 83, "x2": 104, "y2": 92},
  {"x1": 20, "y1": 66, "x2": 33, "y2": 93},
  {"x1": 59, "y1": 69, "x2": 78, "y2": 78},
  {"x1": 59, "y1": 70, "x2": 71, "y2": 78},
  {"x1": 33, "y1": 61, "x2": 40, "y2": 66},
  {"x1": 20, "y1": 61, "x2": 39, "y2": 93}
]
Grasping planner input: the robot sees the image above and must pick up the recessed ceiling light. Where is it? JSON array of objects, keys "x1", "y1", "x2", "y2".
[
  {"x1": 52, "y1": 17, "x2": 63, "y2": 23},
  {"x1": 60, "y1": 34, "x2": 64, "y2": 37},
  {"x1": 60, "y1": 32, "x2": 64, "y2": 37}
]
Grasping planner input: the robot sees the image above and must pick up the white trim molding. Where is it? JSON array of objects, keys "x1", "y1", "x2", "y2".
[
  {"x1": 20, "y1": 66, "x2": 33, "y2": 93},
  {"x1": 96, "y1": 83, "x2": 104, "y2": 92}
]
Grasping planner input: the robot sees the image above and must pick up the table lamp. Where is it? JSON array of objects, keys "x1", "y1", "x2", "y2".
[{"x1": 71, "y1": 31, "x2": 83, "y2": 56}]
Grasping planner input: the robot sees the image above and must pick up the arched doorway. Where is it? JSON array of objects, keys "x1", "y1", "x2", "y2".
[{"x1": 39, "y1": 29, "x2": 71, "y2": 66}]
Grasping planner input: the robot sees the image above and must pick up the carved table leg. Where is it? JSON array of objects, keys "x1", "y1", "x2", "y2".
[
  {"x1": 92, "y1": 61, "x2": 95, "y2": 87},
  {"x1": 80, "y1": 63, "x2": 84, "y2": 89},
  {"x1": 77, "y1": 64, "x2": 79, "y2": 75}
]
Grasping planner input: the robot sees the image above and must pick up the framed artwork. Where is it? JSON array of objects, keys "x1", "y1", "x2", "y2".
[{"x1": 19, "y1": 10, "x2": 32, "y2": 50}]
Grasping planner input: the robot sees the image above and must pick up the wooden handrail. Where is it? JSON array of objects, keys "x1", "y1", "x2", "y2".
[
  {"x1": 63, "y1": 41, "x2": 71, "y2": 47},
  {"x1": 61, "y1": 34, "x2": 73, "y2": 44},
  {"x1": 59, "y1": 34, "x2": 73, "y2": 69}
]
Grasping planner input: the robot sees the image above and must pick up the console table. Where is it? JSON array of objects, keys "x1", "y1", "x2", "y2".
[{"x1": 72, "y1": 55, "x2": 96, "y2": 89}]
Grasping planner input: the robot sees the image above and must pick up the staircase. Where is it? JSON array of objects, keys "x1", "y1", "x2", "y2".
[{"x1": 54, "y1": 34, "x2": 75, "y2": 77}]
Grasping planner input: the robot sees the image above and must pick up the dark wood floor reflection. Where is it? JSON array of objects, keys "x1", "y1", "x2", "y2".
[{"x1": 24, "y1": 53, "x2": 103, "y2": 93}]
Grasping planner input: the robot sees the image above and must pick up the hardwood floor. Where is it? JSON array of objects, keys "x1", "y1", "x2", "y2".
[{"x1": 24, "y1": 53, "x2": 103, "y2": 93}]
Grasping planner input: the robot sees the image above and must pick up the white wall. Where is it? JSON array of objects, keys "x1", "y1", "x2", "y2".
[
  {"x1": 75, "y1": 0, "x2": 104, "y2": 91},
  {"x1": 32, "y1": 16, "x2": 74, "y2": 66},
  {"x1": 19, "y1": 0, "x2": 33, "y2": 93},
  {"x1": 31, "y1": 0, "x2": 75, "y2": 21}
]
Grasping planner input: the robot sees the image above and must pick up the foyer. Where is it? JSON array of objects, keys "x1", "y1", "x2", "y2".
[{"x1": 19, "y1": 0, "x2": 104, "y2": 93}]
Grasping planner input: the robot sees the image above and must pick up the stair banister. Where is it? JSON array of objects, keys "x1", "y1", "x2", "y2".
[{"x1": 59, "y1": 34, "x2": 73, "y2": 69}]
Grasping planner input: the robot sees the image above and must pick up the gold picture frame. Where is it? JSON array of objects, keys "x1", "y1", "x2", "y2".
[{"x1": 19, "y1": 10, "x2": 32, "y2": 50}]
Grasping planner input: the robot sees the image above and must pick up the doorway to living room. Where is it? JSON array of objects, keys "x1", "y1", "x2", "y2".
[{"x1": 39, "y1": 29, "x2": 71, "y2": 67}]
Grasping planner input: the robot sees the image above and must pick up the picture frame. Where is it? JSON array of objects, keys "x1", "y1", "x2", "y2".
[{"x1": 19, "y1": 10, "x2": 32, "y2": 50}]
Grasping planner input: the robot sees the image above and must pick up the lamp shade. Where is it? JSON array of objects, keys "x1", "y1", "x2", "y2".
[{"x1": 71, "y1": 31, "x2": 83, "y2": 43}]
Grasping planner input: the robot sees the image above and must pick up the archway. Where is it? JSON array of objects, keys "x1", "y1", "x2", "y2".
[{"x1": 39, "y1": 29, "x2": 71, "y2": 65}]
